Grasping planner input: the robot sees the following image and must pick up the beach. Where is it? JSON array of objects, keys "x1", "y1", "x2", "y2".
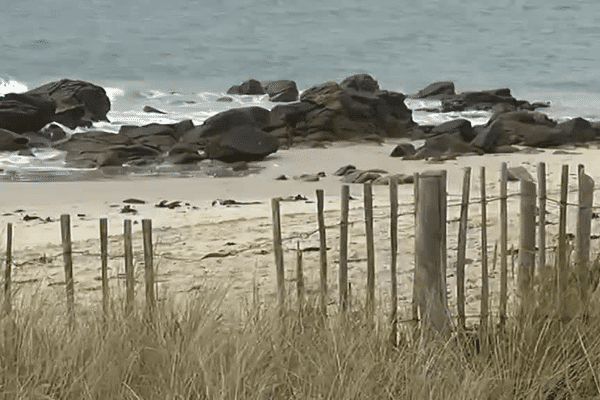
[{"x1": 3, "y1": 139, "x2": 599, "y2": 324}]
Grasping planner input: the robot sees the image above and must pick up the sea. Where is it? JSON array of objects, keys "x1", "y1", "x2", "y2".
[{"x1": 1, "y1": 0, "x2": 600, "y2": 178}]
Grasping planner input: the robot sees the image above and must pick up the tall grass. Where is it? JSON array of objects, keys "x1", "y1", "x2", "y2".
[{"x1": 1, "y1": 287, "x2": 600, "y2": 399}]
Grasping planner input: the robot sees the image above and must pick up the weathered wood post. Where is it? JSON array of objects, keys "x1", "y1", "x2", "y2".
[
  {"x1": 364, "y1": 183, "x2": 375, "y2": 319},
  {"x1": 480, "y1": 167, "x2": 489, "y2": 337},
  {"x1": 519, "y1": 178, "x2": 536, "y2": 316},
  {"x1": 142, "y1": 219, "x2": 155, "y2": 318},
  {"x1": 456, "y1": 167, "x2": 471, "y2": 329},
  {"x1": 2, "y1": 223, "x2": 12, "y2": 315},
  {"x1": 557, "y1": 165, "x2": 569, "y2": 320},
  {"x1": 271, "y1": 198, "x2": 285, "y2": 311},
  {"x1": 123, "y1": 219, "x2": 134, "y2": 315},
  {"x1": 316, "y1": 189, "x2": 327, "y2": 315},
  {"x1": 414, "y1": 171, "x2": 449, "y2": 334},
  {"x1": 389, "y1": 176, "x2": 398, "y2": 345},
  {"x1": 60, "y1": 215, "x2": 75, "y2": 326},
  {"x1": 499, "y1": 163, "x2": 508, "y2": 327},
  {"x1": 296, "y1": 242, "x2": 304, "y2": 311},
  {"x1": 100, "y1": 218, "x2": 109, "y2": 317},
  {"x1": 537, "y1": 163, "x2": 547, "y2": 279},
  {"x1": 339, "y1": 185, "x2": 350, "y2": 312},
  {"x1": 577, "y1": 165, "x2": 594, "y2": 309}
]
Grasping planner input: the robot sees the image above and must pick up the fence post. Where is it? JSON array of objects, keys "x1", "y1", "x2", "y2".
[
  {"x1": 316, "y1": 189, "x2": 327, "y2": 315},
  {"x1": 414, "y1": 171, "x2": 449, "y2": 334},
  {"x1": 100, "y1": 218, "x2": 109, "y2": 317},
  {"x1": 296, "y1": 242, "x2": 304, "y2": 311},
  {"x1": 2, "y1": 223, "x2": 12, "y2": 315},
  {"x1": 557, "y1": 165, "x2": 569, "y2": 320},
  {"x1": 499, "y1": 163, "x2": 508, "y2": 327},
  {"x1": 389, "y1": 176, "x2": 398, "y2": 346},
  {"x1": 364, "y1": 183, "x2": 375, "y2": 320},
  {"x1": 577, "y1": 165, "x2": 594, "y2": 309},
  {"x1": 412, "y1": 173, "x2": 420, "y2": 322},
  {"x1": 339, "y1": 185, "x2": 349, "y2": 313},
  {"x1": 456, "y1": 167, "x2": 471, "y2": 329},
  {"x1": 518, "y1": 179, "x2": 536, "y2": 315},
  {"x1": 271, "y1": 198, "x2": 285, "y2": 311},
  {"x1": 124, "y1": 219, "x2": 134, "y2": 315},
  {"x1": 60, "y1": 215, "x2": 75, "y2": 326},
  {"x1": 538, "y1": 163, "x2": 547, "y2": 280},
  {"x1": 142, "y1": 219, "x2": 155, "y2": 318},
  {"x1": 480, "y1": 167, "x2": 489, "y2": 339}
]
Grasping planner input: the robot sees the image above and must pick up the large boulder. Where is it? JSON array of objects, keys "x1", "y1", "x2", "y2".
[
  {"x1": 204, "y1": 127, "x2": 278, "y2": 162},
  {"x1": 226, "y1": 79, "x2": 265, "y2": 95},
  {"x1": 26, "y1": 79, "x2": 111, "y2": 129},
  {"x1": 407, "y1": 133, "x2": 483, "y2": 160},
  {"x1": 0, "y1": 129, "x2": 30, "y2": 151},
  {"x1": 339, "y1": 74, "x2": 380, "y2": 92},
  {"x1": 65, "y1": 143, "x2": 161, "y2": 168},
  {"x1": 411, "y1": 81, "x2": 455, "y2": 99},
  {"x1": 430, "y1": 119, "x2": 475, "y2": 142},
  {"x1": 0, "y1": 93, "x2": 56, "y2": 133},
  {"x1": 441, "y1": 88, "x2": 549, "y2": 112},
  {"x1": 119, "y1": 123, "x2": 180, "y2": 152},
  {"x1": 262, "y1": 80, "x2": 299, "y2": 102}
]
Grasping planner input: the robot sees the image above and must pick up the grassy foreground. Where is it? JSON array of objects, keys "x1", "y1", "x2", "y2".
[{"x1": 1, "y1": 289, "x2": 600, "y2": 400}]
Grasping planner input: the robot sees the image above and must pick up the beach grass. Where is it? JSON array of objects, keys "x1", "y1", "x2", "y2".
[{"x1": 1, "y1": 284, "x2": 600, "y2": 400}]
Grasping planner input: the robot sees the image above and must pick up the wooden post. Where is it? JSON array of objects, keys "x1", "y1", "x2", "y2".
[
  {"x1": 2, "y1": 223, "x2": 12, "y2": 315},
  {"x1": 60, "y1": 215, "x2": 75, "y2": 326},
  {"x1": 538, "y1": 163, "x2": 547, "y2": 279},
  {"x1": 456, "y1": 167, "x2": 471, "y2": 329},
  {"x1": 389, "y1": 176, "x2": 398, "y2": 345},
  {"x1": 499, "y1": 163, "x2": 508, "y2": 327},
  {"x1": 339, "y1": 185, "x2": 350, "y2": 312},
  {"x1": 316, "y1": 189, "x2": 327, "y2": 315},
  {"x1": 124, "y1": 219, "x2": 134, "y2": 315},
  {"x1": 412, "y1": 173, "x2": 420, "y2": 321},
  {"x1": 557, "y1": 165, "x2": 569, "y2": 320},
  {"x1": 100, "y1": 218, "x2": 109, "y2": 317},
  {"x1": 577, "y1": 165, "x2": 594, "y2": 308},
  {"x1": 414, "y1": 171, "x2": 449, "y2": 334},
  {"x1": 519, "y1": 179, "x2": 536, "y2": 315},
  {"x1": 271, "y1": 198, "x2": 285, "y2": 311},
  {"x1": 142, "y1": 219, "x2": 155, "y2": 317},
  {"x1": 480, "y1": 167, "x2": 489, "y2": 335},
  {"x1": 296, "y1": 242, "x2": 304, "y2": 311},
  {"x1": 364, "y1": 183, "x2": 375, "y2": 319}
]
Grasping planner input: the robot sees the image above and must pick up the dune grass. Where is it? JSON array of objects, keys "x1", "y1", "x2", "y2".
[{"x1": 1, "y1": 286, "x2": 600, "y2": 400}]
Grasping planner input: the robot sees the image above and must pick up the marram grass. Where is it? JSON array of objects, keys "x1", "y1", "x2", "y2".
[{"x1": 1, "y1": 287, "x2": 600, "y2": 399}]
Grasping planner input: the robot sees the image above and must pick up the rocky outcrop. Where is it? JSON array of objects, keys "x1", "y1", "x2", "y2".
[
  {"x1": 411, "y1": 81, "x2": 455, "y2": 99},
  {"x1": 470, "y1": 112, "x2": 598, "y2": 151},
  {"x1": 0, "y1": 129, "x2": 29, "y2": 151},
  {"x1": 226, "y1": 79, "x2": 265, "y2": 95},
  {"x1": 406, "y1": 133, "x2": 483, "y2": 160},
  {"x1": 390, "y1": 143, "x2": 416, "y2": 157},
  {"x1": 266, "y1": 74, "x2": 415, "y2": 145},
  {"x1": 0, "y1": 93, "x2": 56, "y2": 133},
  {"x1": 262, "y1": 80, "x2": 299, "y2": 102},
  {"x1": 204, "y1": 126, "x2": 278, "y2": 162},
  {"x1": 429, "y1": 119, "x2": 475, "y2": 142},
  {"x1": 26, "y1": 79, "x2": 111, "y2": 129}
]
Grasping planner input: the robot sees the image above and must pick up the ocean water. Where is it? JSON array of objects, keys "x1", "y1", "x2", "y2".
[{"x1": 1, "y1": 0, "x2": 600, "y2": 177}]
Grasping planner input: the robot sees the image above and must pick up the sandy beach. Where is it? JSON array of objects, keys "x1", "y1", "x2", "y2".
[{"x1": 2, "y1": 140, "x2": 600, "y2": 323}]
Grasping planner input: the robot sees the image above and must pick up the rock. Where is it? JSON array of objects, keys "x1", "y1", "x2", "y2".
[
  {"x1": 40, "y1": 123, "x2": 67, "y2": 141},
  {"x1": 119, "y1": 123, "x2": 179, "y2": 152},
  {"x1": 143, "y1": 106, "x2": 167, "y2": 114},
  {"x1": 412, "y1": 81, "x2": 456, "y2": 99},
  {"x1": 204, "y1": 126, "x2": 278, "y2": 162},
  {"x1": 430, "y1": 119, "x2": 475, "y2": 142},
  {"x1": 0, "y1": 93, "x2": 56, "y2": 133},
  {"x1": 341, "y1": 170, "x2": 382, "y2": 184},
  {"x1": 390, "y1": 143, "x2": 416, "y2": 157},
  {"x1": 333, "y1": 165, "x2": 357, "y2": 176},
  {"x1": 226, "y1": 79, "x2": 265, "y2": 95},
  {"x1": 0, "y1": 129, "x2": 29, "y2": 151},
  {"x1": 120, "y1": 205, "x2": 137, "y2": 214},
  {"x1": 216, "y1": 97, "x2": 233, "y2": 102},
  {"x1": 183, "y1": 106, "x2": 271, "y2": 145},
  {"x1": 440, "y1": 88, "x2": 546, "y2": 112},
  {"x1": 275, "y1": 175, "x2": 288, "y2": 180},
  {"x1": 230, "y1": 161, "x2": 249, "y2": 171},
  {"x1": 339, "y1": 74, "x2": 380, "y2": 93},
  {"x1": 123, "y1": 198, "x2": 146, "y2": 204},
  {"x1": 26, "y1": 79, "x2": 111, "y2": 129},
  {"x1": 557, "y1": 117, "x2": 597, "y2": 143},
  {"x1": 408, "y1": 133, "x2": 483, "y2": 160},
  {"x1": 262, "y1": 80, "x2": 299, "y2": 102},
  {"x1": 64, "y1": 141, "x2": 162, "y2": 168}
]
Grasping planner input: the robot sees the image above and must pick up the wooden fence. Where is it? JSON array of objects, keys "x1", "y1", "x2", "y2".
[{"x1": 1, "y1": 162, "x2": 598, "y2": 342}]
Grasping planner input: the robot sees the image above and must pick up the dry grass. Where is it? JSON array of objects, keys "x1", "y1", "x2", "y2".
[{"x1": 1, "y1": 285, "x2": 600, "y2": 400}]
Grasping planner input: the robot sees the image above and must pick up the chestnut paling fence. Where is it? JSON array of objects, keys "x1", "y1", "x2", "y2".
[{"x1": 1, "y1": 162, "x2": 598, "y2": 343}]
